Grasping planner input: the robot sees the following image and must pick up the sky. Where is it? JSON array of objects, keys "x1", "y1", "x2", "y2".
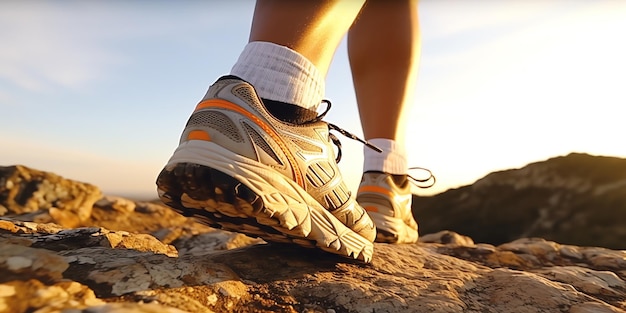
[{"x1": 1, "y1": 0, "x2": 625, "y2": 200}]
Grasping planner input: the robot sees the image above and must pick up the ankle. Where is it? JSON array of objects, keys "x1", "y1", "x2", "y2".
[
  {"x1": 230, "y1": 41, "x2": 325, "y2": 110},
  {"x1": 363, "y1": 138, "x2": 407, "y2": 175}
]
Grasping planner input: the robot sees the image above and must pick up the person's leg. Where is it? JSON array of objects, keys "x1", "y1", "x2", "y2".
[
  {"x1": 231, "y1": 0, "x2": 365, "y2": 110},
  {"x1": 157, "y1": 1, "x2": 377, "y2": 261},
  {"x1": 349, "y1": 0, "x2": 424, "y2": 243},
  {"x1": 349, "y1": 0, "x2": 420, "y2": 143},
  {"x1": 249, "y1": 0, "x2": 362, "y2": 77}
]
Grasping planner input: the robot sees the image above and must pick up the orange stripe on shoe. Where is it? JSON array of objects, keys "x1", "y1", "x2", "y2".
[
  {"x1": 194, "y1": 98, "x2": 305, "y2": 189},
  {"x1": 364, "y1": 205, "x2": 379, "y2": 213},
  {"x1": 187, "y1": 130, "x2": 211, "y2": 141},
  {"x1": 358, "y1": 185, "x2": 393, "y2": 198}
]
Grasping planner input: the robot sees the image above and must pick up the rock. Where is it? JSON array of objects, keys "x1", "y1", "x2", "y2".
[
  {"x1": 2, "y1": 217, "x2": 625, "y2": 312},
  {"x1": 0, "y1": 244, "x2": 69, "y2": 284},
  {"x1": 414, "y1": 153, "x2": 626, "y2": 250},
  {"x1": 419, "y1": 230, "x2": 474, "y2": 246},
  {"x1": 1, "y1": 221, "x2": 177, "y2": 257},
  {"x1": 64, "y1": 302, "x2": 192, "y2": 313},
  {"x1": 569, "y1": 302, "x2": 626, "y2": 313},
  {"x1": 0, "y1": 280, "x2": 104, "y2": 313},
  {"x1": 1, "y1": 164, "x2": 625, "y2": 312},
  {"x1": 536, "y1": 266, "x2": 625, "y2": 297},
  {"x1": 0, "y1": 165, "x2": 101, "y2": 227},
  {"x1": 88, "y1": 195, "x2": 214, "y2": 245},
  {"x1": 95, "y1": 196, "x2": 137, "y2": 214}
]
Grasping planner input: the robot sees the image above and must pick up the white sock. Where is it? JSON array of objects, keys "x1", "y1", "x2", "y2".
[
  {"x1": 230, "y1": 41, "x2": 324, "y2": 110},
  {"x1": 363, "y1": 138, "x2": 408, "y2": 175}
]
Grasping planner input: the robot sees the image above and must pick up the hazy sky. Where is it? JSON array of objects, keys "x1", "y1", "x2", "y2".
[{"x1": 2, "y1": 0, "x2": 625, "y2": 199}]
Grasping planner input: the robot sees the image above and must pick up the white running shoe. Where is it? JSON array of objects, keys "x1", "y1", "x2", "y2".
[
  {"x1": 357, "y1": 170, "x2": 434, "y2": 244},
  {"x1": 156, "y1": 76, "x2": 376, "y2": 262}
]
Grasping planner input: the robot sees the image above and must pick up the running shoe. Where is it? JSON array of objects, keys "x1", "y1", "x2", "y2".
[
  {"x1": 156, "y1": 76, "x2": 376, "y2": 262},
  {"x1": 357, "y1": 169, "x2": 434, "y2": 244}
]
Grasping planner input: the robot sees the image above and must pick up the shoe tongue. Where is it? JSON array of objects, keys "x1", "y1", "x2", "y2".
[{"x1": 262, "y1": 99, "x2": 319, "y2": 124}]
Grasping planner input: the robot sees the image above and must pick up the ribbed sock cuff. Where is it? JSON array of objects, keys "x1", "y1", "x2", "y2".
[
  {"x1": 230, "y1": 41, "x2": 324, "y2": 110},
  {"x1": 363, "y1": 138, "x2": 408, "y2": 175}
]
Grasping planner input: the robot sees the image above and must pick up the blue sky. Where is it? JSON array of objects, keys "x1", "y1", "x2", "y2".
[{"x1": 2, "y1": 1, "x2": 625, "y2": 199}]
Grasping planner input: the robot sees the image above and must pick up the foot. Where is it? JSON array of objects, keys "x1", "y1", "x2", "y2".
[
  {"x1": 156, "y1": 76, "x2": 376, "y2": 262},
  {"x1": 357, "y1": 171, "x2": 419, "y2": 244}
]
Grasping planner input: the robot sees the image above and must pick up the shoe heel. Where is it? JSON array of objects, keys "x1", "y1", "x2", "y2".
[
  {"x1": 156, "y1": 162, "x2": 264, "y2": 225},
  {"x1": 157, "y1": 162, "x2": 374, "y2": 261}
]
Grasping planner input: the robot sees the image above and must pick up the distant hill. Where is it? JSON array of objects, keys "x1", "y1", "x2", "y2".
[{"x1": 413, "y1": 153, "x2": 626, "y2": 249}]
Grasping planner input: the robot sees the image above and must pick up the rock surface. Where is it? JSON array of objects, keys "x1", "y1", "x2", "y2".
[
  {"x1": 1, "y1": 163, "x2": 625, "y2": 313},
  {"x1": 414, "y1": 153, "x2": 626, "y2": 249},
  {"x1": 0, "y1": 165, "x2": 102, "y2": 227}
]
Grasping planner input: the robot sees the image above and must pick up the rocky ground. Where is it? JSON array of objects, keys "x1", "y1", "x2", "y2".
[
  {"x1": 415, "y1": 153, "x2": 626, "y2": 249},
  {"x1": 1, "y1": 164, "x2": 625, "y2": 313}
]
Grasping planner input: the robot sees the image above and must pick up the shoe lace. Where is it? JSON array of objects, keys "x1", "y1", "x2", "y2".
[
  {"x1": 303, "y1": 100, "x2": 436, "y2": 189},
  {"x1": 304, "y1": 100, "x2": 382, "y2": 163},
  {"x1": 408, "y1": 167, "x2": 436, "y2": 189}
]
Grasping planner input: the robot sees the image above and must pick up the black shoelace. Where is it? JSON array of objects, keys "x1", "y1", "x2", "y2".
[
  {"x1": 304, "y1": 100, "x2": 382, "y2": 163},
  {"x1": 305, "y1": 100, "x2": 436, "y2": 189},
  {"x1": 408, "y1": 167, "x2": 436, "y2": 189}
]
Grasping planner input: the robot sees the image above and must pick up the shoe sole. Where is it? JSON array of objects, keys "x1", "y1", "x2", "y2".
[
  {"x1": 156, "y1": 140, "x2": 374, "y2": 262},
  {"x1": 367, "y1": 211, "x2": 419, "y2": 244}
]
